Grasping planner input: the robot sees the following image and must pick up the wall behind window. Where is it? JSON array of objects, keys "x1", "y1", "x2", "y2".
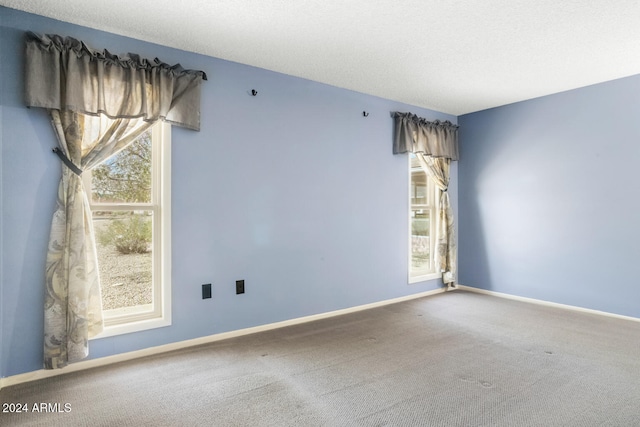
[
  {"x1": 458, "y1": 74, "x2": 640, "y2": 317},
  {"x1": 0, "y1": 6, "x2": 457, "y2": 377}
]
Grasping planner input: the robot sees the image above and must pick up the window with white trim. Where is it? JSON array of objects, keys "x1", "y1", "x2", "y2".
[
  {"x1": 409, "y1": 154, "x2": 439, "y2": 282},
  {"x1": 85, "y1": 122, "x2": 171, "y2": 337}
]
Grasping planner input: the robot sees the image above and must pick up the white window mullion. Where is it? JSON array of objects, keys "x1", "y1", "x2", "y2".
[{"x1": 90, "y1": 203, "x2": 155, "y2": 211}]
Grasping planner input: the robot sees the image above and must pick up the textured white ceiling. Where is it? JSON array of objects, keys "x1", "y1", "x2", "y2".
[{"x1": 3, "y1": 0, "x2": 640, "y2": 115}]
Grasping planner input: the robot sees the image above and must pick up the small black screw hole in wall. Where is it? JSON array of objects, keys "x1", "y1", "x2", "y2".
[
  {"x1": 236, "y1": 280, "x2": 245, "y2": 295},
  {"x1": 202, "y1": 283, "x2": 212, "y2": 299}
]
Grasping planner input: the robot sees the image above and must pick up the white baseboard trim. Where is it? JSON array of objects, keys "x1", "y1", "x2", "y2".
[
  {"x1": 458, "y1": 285, "x2": 640, "y2": 323},
  {"x1": 0, "y1": 288, "x2": 445, "y2": 390}
]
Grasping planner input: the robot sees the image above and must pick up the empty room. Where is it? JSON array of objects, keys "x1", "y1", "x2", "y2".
[{"x1": 1, "y1": 1, "x2": 639, "y2": 425}]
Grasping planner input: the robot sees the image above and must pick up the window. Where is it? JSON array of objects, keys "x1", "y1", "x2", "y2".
[
  {"x1": 85, "y1": 122, "x2": 171, "y2": 337},
  {"x1": 409, "y1": 154, "x2": 439, "y2": 282}
]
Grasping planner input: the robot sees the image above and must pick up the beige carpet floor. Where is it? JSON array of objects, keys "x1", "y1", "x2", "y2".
[{"x1": 1, "y1": 290, "x2": 639, "y2": 426}]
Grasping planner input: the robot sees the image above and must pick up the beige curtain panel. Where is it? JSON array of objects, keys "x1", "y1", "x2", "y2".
[
  {"x1": 24, "y1": 32, "x2": 207, "y2": 131},
  {"x1": 24, "y1": 31, "x2": 206, "y2": 368},
  {"x1": 44, "y1": 112, "x2": 152, "y2": 369},
  {"x1": 415, "y1": 154, "x2": 457, "y2": 289},
  {"x1": 392, "y1": 112, "x2": 458, "y2": 289}
]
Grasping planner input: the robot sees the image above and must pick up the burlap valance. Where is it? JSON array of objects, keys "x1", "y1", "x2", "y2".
[
  {"x1": 25, "y1": 32, "x2": 207, "y2": 131},
  {"x1": 392, "y1": 112, "x2": 459, "y2": 160}
]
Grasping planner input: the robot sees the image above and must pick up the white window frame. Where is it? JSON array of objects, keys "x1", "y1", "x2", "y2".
[
  {"x1": 408, "y1": 154, "x2": 440, "y2": 283},
  {"x1": 87, "y1": 122, "x2": 172, "y2": 338}
]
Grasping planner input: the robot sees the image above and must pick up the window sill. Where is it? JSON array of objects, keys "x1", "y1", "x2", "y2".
[
  {"x1": 91, "y1": 316, "x2": 171, "y2": 339},
  {"x1": 409, "y1": 272, "x2": 441, "y2": 284}
]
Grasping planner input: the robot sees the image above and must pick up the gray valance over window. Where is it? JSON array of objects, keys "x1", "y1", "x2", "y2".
[
  {"x1": 24, "y1": 31, "x2": 207, "y2": 131},
  {"x1": 392, "y1": 112, "x2": 459, "y2": 160}
]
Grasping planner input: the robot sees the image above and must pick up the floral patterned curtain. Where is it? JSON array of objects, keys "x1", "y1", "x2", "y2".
[
  {"x1": 415, "y1": 154, "x2": 457, "y2": 289},
  {"x1": 45, "y1": 111, "x2": 151, "y2": 368},
  {"x1": 25, "y1": 32, "x2": 206, "y2": 368}
]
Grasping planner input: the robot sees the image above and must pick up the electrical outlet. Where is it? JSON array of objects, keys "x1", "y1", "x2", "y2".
[
  {"x1": 202, "y1": 283, "x2": 212, "y2": 299},
  {"x1": 236, "y1": 280, "x2": 245, "y2": 295}
]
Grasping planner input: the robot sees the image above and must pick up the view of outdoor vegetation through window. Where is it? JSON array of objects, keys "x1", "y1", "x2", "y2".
[{"x1": 90, "y1": 130, "x2": 154, "y2": 313}]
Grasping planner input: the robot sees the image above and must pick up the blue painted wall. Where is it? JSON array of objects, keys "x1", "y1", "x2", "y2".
[
  {"x1": 0, "y1": 6, "x2": 457, "y2": 377},
  {"x1": 458, "y1": 75, "x2": 640, "y2": 317}
]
